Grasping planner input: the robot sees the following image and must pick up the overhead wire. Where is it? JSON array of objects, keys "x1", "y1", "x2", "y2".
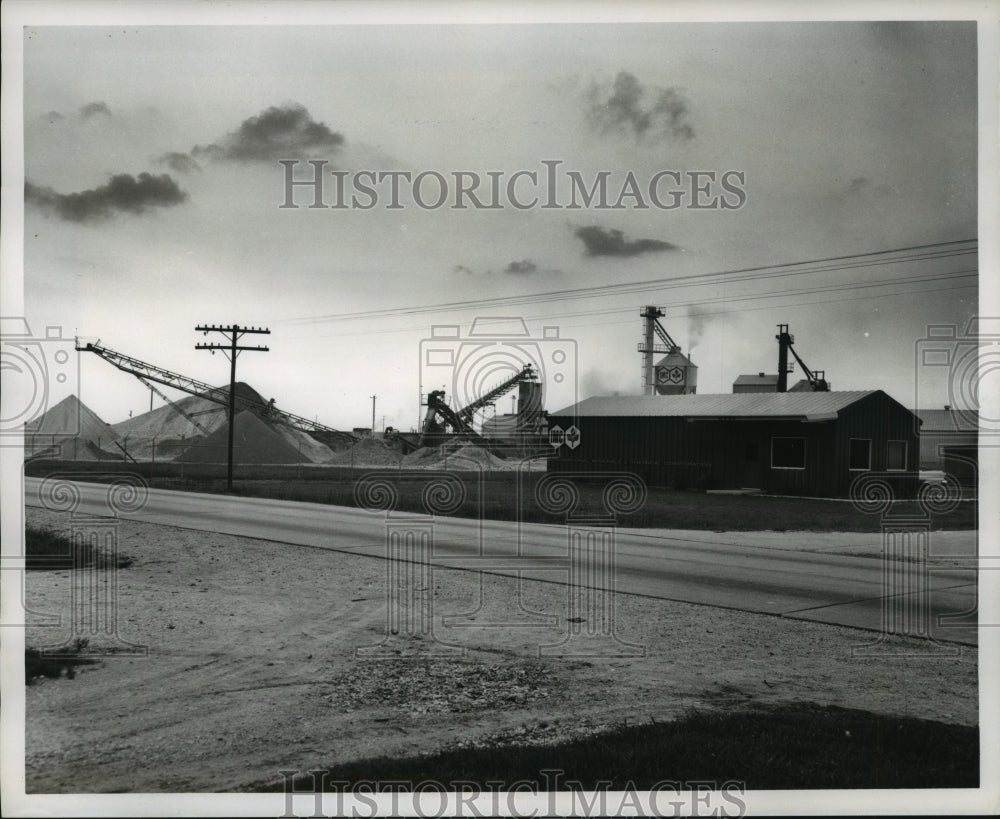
[{"x1": 274, "y1": 238, "x2": 977, "y2": 326}]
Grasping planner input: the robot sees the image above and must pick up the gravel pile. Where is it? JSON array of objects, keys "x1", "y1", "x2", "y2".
[
  {"x1": 326, "y1": 437, "x2": 404, "y2": 466},
  {"x1": 418, "y1": 443, "x2": 516, "y2": 471}
]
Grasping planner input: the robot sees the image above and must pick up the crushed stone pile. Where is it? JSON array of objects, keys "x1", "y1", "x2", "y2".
[
  {"x1": 326, "y1": 437, "x2": 403, "y2": 466},
  {"x1": 174, "y1": 410, "x2": 307, "y2": 465},
  {"x1": 272, "y1": 424, "x2": 337, "y2": 464},
  {"x1": 420, "y1": 443, "x2": 516, "y2": 471},
  {"x1": 111, "y1": 381, "x2": 268, "y2": 444},
  {"x1": 25, "y1": 395, "x2": 121, "y2": 460},
  {"x1": 111, "y1": 395, "x2": 226, "y2": 442},
  {"x1": 401, "y1": 445, "x2": 446, "y2": 466}
]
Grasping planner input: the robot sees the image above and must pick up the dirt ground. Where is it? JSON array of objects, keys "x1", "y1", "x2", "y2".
[{"x1": 22, "y1": 506, "x2": 978, "y2": 793}]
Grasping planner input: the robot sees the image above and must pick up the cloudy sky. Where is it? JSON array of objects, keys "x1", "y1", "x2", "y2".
[{"x1": 10, "y1": 7, "x2": 988, "y2": 431}]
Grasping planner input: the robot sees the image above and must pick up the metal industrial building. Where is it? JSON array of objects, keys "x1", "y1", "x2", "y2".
[
  {"x1": 548, "y1": 390, "x2": 919, "y2": 497},
  {"x1": 914, "y1": 407, "x2": 978, "y2": 486}
]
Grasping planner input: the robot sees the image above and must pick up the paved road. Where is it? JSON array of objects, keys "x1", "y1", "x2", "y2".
[{"x1": 23, "y1": 478, "x2": 978, "y2": 645}]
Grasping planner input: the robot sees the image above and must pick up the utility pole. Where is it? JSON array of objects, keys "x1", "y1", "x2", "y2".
[
  {"x1": 195, "y1": 324, "x2": 269, "y2": 490},
  {"x1": 371, "y1": 394, "x2": 376, "y2": 437}
]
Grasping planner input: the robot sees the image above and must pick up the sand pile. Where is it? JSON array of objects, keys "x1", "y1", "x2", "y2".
[
  {"x1": 175, "y1": 410, "x2": 306, "y2": 465},
  {"x1": 111, "y1": 395, "x2": 226, "y2": 441},
  {"x1": 108, "y1": 382, "x2": 336, "y2": 464},
  {"x1": 399, "y1": 442, "x2": 514, "y2": 471},
  {"x1": 401, "y1": 446, "x2": 445, "y2": 466},
  {"x1": 25, "y1": 395, "x2": 121, "y2": 460},
  {"x1": 111, "y1": 382, "x2": 270, "y2": 441},
  {"x1": 326, "y1": 437, "x2": 403, "y2": 466},
  {"x1": 272, "y1": 424, "x2": 336, "y2": 463}
]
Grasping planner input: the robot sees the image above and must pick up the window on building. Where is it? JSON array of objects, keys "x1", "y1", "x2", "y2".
[
  {"x1": 849, "y1": 438, "x2": 871, "y2": 471},
  {"x1": 887, "y1": 440, "x2": 907, "y2": 471},
  {"x1": 771, "y1": 437, "x2": 805, "y2": 469}
]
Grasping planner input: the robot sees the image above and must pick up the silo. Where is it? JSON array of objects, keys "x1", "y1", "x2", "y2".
[{"x1": 654, "y1": 350, "x2": 697, "y2": 394}]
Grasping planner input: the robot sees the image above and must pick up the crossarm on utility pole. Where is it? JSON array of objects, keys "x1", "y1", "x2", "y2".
[{"x1": 195, "y1": 324, "x2": 270, "y2": 490}]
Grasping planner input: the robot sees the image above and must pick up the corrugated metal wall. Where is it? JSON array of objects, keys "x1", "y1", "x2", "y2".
[{"x1": 549, "y1": 391, "x2": 919, "y2": 497}]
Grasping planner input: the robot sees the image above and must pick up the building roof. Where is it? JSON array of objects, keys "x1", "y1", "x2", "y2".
[
  {"x1": 551, "y1": 390, "x2": 881, "y2": 420},
  {"x1": 914, "y1": 408, "x2": 979, "y2": 432},
  {"x1": 733, "y1": 373, "x2": 778, "y2": 386}
]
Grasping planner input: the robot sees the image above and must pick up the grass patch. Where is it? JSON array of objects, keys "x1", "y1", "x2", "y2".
[
  {"x1": 25, "y1": 525, "x2": 134, "y2": 570},
  {"x1": 25, "y1": 638, "x2": 100, "y2": 684},
  {"x1": 251, "y1": 703, "x2": 977, "y2": 791},
  {"x1": 154, "y1": 475, "x2": 974, "y2": 531},
  {"x1": 26, "y1": 461, "x2": 976, "y2": 531}
]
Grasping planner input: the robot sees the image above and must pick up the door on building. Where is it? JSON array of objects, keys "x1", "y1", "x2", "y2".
[{"x1": 738, "y1": 439, "x2": 762, "y2": 488}]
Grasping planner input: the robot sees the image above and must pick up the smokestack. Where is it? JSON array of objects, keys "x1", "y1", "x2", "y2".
[{"x1": 776, "y1": 324, "x2": 791, "y2": 392}]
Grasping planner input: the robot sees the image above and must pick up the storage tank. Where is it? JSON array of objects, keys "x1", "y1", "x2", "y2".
[{"x1": 654, "y1": 350, "x2": 697, "y2": 395}]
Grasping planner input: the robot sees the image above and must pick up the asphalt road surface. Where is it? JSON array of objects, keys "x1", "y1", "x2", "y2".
[{"x1": 23, "y1": 478, "x2": 978, "y2": 646}]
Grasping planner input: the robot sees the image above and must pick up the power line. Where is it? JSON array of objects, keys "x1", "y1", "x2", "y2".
[
  {"x1": 279, "y1": 267, "x2": 977, "y2": 340},
  {"x1": 274, "y1": 238, "x2": 976, "y2": 326}
]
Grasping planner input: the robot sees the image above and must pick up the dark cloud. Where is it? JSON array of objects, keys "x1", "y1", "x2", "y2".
[
  {"x1": 586, "y1": 72, "x2": 694, "y2": 142},
  {"x1": 842, "y1": 176, "x2": 893, "y2": 198},
  {"x1": 80, "y1": 101, "x2": 112, "y2": 119},
  {"x1": 452, "y1": 264, "x2": 474, "y2": 275},
  {"x1": 574, "y1": 225, "x2": 677, "y2": 257},
  {"x1": 25, "y1": 173, "x2": 188, "y2": 223},
  {"x1": 504, "y1": 259, "x2": 538, "y2": 275},
  {"x1": 157, "y1": 152, "x2": 201, "y2": 173},
  {"x1": 43, "y1": 110, "x2": 65, "y2": 123},
  {"x1": 192, "y1": 103, "x2": 344, "y2": 163}
]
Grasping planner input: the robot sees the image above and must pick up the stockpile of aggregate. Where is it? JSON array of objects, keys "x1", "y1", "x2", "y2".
[
  {"x1": 401, "y1": 446, "x2": 445, "y2": 466},
  {"x1": 174, "y1": 410, "x2": 306, "y2": 465},
  {"x1": 400, "y1": 442, "x2": 515, "y2": 471},
  {"x1": 24, "y1": 394, "x2": 120, "y2": 460},
  {"x1": 272, "y1": 424, "x2": 336, "y2": 463},
  {"x1": 111, "y1": 395, "x2": 226, "y2": 443},
  {"x1": 326, "y1": 437, "x2": 403, "y2": 466}
]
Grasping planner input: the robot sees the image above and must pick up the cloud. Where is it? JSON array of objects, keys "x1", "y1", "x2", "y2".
[
  {"x1": 80, "y1": 101, "x2": 112, "y2": 119},
  {"x1": 156, "y1": 152, "x2": 201, "y2": 173},
  {"x1": 586, "y1": 71, "x2": 694, "y2": 141},
  {"x1": 192, "y1": 103, "x2": 345, "y2": 163},
  {"x1": 574, "y1": 225, "x2": 677, "y2": 257},
  {"x1": 25, "y1": 173, "x2": 188, "y2": 223},
  {"x1": 504, "y1": 259, "x2": 538, "y2": 275}
]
